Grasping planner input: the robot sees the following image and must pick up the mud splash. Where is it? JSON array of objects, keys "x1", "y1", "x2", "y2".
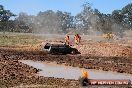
[{"x1": 20, "y1": 60, "x2": 132, "y2": 81}]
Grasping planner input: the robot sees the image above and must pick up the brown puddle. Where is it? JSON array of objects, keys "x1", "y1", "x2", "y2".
[{"x1": 20, "y1": 60, "x2": 132, "y2": 81}]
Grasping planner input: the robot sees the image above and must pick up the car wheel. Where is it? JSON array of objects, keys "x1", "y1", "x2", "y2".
[
  {"x1": 71, "y1": 50, "x2": 76, "y2": 55},
  {"x1": 49, "y1": 48, "x2": 55, "y2": 54}
]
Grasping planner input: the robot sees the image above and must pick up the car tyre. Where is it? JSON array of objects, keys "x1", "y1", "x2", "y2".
[{"x1": 71, "y1": 50, "x2": 76, "y2": 55}]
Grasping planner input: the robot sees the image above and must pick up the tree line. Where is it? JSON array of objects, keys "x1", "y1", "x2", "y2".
[{"x1": 0, "y1": 2, "x2": 131, "y2": 37}]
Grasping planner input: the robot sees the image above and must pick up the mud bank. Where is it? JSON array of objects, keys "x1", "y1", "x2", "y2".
[
  {"x1": 0, "y1": 55, "x2": 131, "y2": 88},
  {"x1": 0, "y1": 57, "x2": 79, "y2": 88}
]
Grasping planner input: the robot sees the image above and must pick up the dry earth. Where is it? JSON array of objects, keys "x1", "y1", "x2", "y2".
[{"x1": 0, "y1": 38, "x2": 132, "y2": 88}]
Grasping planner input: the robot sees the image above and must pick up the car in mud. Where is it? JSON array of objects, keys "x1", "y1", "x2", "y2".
[{"x1": 43, "y1": 43, "x2": 80, "y2": 55}]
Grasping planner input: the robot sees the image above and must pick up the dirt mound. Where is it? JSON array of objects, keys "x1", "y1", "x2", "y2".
[{"x1": 78, "y1": 42, "x2": 132, "y2": 57}]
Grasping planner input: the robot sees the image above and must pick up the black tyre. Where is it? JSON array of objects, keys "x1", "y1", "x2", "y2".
[
  {"x1": 50, "y1": 48, "x2": 60, "y2": 55},
  {"x1": 71, "y1": 50, "x2": 76, "y2": 55},
  {"x1": 49, "y1": 48, "x2": 55, "y2": 54},
  {"x1": 80, "y1": 77, "x2": 88, "y2": 86}
]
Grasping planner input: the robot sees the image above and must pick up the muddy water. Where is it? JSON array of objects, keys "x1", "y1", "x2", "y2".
[{"x1": 20, "y1": 60, "x2": 132, "y2": 81}]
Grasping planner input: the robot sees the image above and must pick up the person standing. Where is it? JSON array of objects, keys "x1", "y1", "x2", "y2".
[
  {"x1": 74, "y1": 34, "x2": 81, "y2": 45},
  {"x1": 65, "y1": 34, "x2": 70, "y2": 45}
]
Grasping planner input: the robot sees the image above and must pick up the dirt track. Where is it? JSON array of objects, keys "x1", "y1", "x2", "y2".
[{"x1": 0, "y1": 39, "x2": 132, "y2": 87}]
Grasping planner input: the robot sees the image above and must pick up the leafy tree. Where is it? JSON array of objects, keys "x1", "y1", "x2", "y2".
[
  {"x1": 35, "y1": 10, "x2": 60, "y2": 33},
  {"x1": 74, "y1": 2, "x2": 94, "y2": 34},
  {"x1": 122, "y1": 3, "x2": 132, "y2": 28},
  {"x1": 0, "y1": 5, "x2": 16, "y2": 31},
  {"x1": 57, "y1": 11, "x2": 74, "y2": 33},
  {"x1": 112, "y1": 10, "x2": 123, "y2": 23},
  {"x1": 8, "y1": 2, "x2": 131, "y2": 35}
]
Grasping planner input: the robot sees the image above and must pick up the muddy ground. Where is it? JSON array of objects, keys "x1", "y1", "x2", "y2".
[{"x1": 0, "y1": 39, "x2": 132, "y2": 88}]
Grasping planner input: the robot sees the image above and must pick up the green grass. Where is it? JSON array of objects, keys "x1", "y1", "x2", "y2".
[{"x1": 0, "y1": 32, "x2": 43, "y2": 46}]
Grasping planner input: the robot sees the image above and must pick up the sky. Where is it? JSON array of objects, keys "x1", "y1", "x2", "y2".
[{"x1": 0, "y1": 0, "x2": 131, "y2": 16}]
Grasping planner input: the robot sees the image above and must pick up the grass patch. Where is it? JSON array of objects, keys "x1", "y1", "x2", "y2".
[{"x1": 0, "y1": 32, "x2": 43, "y2": 46}]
